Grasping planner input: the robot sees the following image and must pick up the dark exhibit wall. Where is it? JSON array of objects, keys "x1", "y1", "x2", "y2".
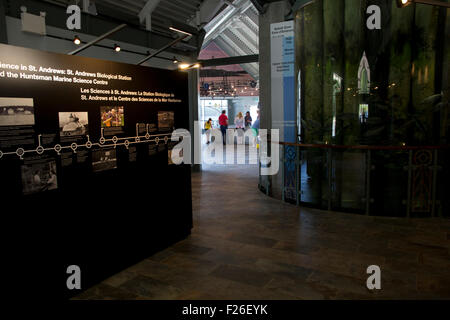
[{"x1": 0, "y1": 44, "x2": 192, "y2": 299}]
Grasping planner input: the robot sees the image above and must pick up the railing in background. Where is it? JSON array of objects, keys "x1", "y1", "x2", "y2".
[{"x1": 260, "y1": 142, "x2": 449, "y2": 218}]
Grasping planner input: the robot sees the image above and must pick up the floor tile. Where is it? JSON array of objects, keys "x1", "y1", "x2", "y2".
[{"x1": 75, "y1": 162, "x2": 450, "y2": 300}]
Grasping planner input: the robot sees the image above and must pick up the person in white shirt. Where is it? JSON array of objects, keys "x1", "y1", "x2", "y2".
[{"x1": 235, "y1": 112, "x2": 245, "y2": 144}]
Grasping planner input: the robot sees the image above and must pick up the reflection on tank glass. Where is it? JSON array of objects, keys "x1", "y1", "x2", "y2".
[{"x1": 293, "y1": 0, "x2": 449, "y2": 215}]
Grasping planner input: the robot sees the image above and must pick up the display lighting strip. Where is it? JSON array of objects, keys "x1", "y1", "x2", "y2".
[{"x1": 0, "y1": 123, "x2": 174, "y2": 160}]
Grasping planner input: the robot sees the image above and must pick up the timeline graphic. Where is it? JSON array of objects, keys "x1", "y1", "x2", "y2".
[{"x1": 0, "y1": 123, "x2": 173, "y2": 160}]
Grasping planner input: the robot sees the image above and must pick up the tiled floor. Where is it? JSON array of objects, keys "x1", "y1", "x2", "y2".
[{"x1": 76, "y1": 163, "x2": 450, "y2": 300}]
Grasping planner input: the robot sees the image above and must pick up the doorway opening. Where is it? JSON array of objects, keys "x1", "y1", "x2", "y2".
[{"x1": 197, "y1": 44, "x2": 259, "y2": 167}]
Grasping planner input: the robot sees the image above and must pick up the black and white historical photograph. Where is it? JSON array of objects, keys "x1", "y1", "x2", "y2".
[
  {"x1": 158, "y1": 111, "x2": 174, "y2": 131},
  {"x1": 21, "y1": 160, "x2": 58, "y2": 195},
  {"x1": 59, "y1": 112, "x2": 89, "y2": 137},
  {"x1": 92, "y1": 149, "x2": 117, "y2": 172},
  {"x1": 0, "y1": 97, "x2": 35, "y2": 126}
]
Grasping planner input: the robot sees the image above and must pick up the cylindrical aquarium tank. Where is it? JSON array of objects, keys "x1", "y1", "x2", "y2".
[{"x1": 261, "y1": 0, "x2": 449, "y2": 218}]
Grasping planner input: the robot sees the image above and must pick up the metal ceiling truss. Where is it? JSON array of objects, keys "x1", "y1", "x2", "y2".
[
  {"x1": 215, "y1": 35, "x2": 259, "y2": 80},
  {"x1": 222, "y1": 29, "x2": 253, "y2": 55},
  {"x1": 197, "y1": 0, "x2": 261, "y2": 81},
  {"x1": 227, "y1": 22, "x2": 258, "y2": 52},
  {"x1": 203, "y1": 0, "x2": 255, "y2": 44}
]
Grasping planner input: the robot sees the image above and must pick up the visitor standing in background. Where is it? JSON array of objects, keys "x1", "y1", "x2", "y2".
[
  {"x1": 245, "y1": 111, "x2": 252, "y2": 129},
  {"x1": 235, "y1": 112, "x2": 244, "y2": 129},
  {"x1": 219, "y1": 110, "x2": 228, "y2": 145},
  {"x1": 204, "y1": 118, "x2": 212, "y2": 144},
  {"x1": 235, "y1": 112, "x2": 245, "y2": 145}
]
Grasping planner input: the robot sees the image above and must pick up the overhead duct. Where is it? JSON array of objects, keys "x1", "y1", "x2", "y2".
[{"x1": 138, "y1": 0, "x2": 161, "y2": 31}]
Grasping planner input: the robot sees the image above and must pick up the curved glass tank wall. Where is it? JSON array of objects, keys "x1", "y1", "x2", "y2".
[{"x1": 260, "y1": 0, "x2": 449, "y2": 218}]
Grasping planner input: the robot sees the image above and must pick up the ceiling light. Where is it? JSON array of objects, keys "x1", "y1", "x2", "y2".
[
  {"x1": 396, "y1": 0, "x2": 412, "y2": 7},
  {"x1": 178, "y1": 62, "x2": 201, "y2": 70},
  {"x1": 173, "y1": 56, "x2": 179, "y2": 64},
  {"x1": 169, "y1": 27, "x2": 192, "y2": 36},
  {"x1": 114, "y1": 44, "x2": 121, "y2": 52},
  {"x1": 73, "y1": 35, "x2": 81, "y2": 45}
]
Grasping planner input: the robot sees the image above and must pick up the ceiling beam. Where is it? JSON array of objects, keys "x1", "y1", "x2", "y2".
[
  {"x1": 223, "y1": 29, "x2": 253, "y2": 55},
  {"x1": 241, "y1": 11, "x2": 258, "y2": 32},
  {"x1": 119, "y1": 0, "x2": 146, "y2": 6},
  {"x1": 199, "y1": 54, "x2": 259, "y2": 67},
  {"x1": 152, "y1": 7, "x2": 191, "y2": 23},
  {"x1": 169, "y1": 0, "x2": 199, "y2": 11},
  {"x1": 160, "y1": 0, "x2": 198, "y2": 13},
  {"x1": 244, "y1": 5, "x2": 259, "y2": 25},
  {"x1": 94, "y1": 1, "x2": 140, "y2": 21},
  {"x1": 228, "y1": 26, "x2": 258, "y2": 53},
  {"x1": 137, "y1": 34, "x2": 190, "y2": 65},
  {"x1": 100, "y1": 0, "x2": 141, "y2": 14},
  {"x1": 219, "y1": 33, "x2": 247, "y2": 56}
]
